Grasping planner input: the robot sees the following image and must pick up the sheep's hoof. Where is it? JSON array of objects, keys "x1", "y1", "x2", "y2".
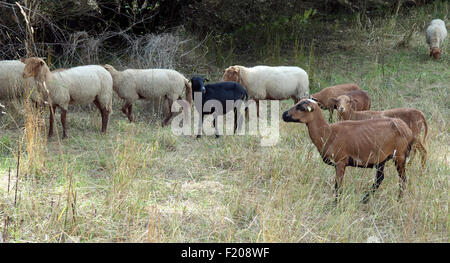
[
  {"x1": 215, "y1": 135, "x2": 220, "y2": 139},
  {"x1": 62, "y1": 135, "x2": 68, "y2": 140},
  {"x1": 196, "y1": 135, "x2": 201, "y2": 139}
]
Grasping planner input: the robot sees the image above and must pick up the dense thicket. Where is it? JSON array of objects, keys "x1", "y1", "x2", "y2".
[{"x1": 0, "y1": 0, "x2": 428, "y2": 61}]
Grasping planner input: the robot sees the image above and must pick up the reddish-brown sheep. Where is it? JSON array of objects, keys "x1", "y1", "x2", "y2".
[
  {"x1": 332, "y1": 103, "x2": 428, "y2": 167},
  {"x1": 310, "y1": 83, "x2": 361, "y2": 122},
  {"x1": 330, "y1": 90, "x2": 371, "y2": 120},
  {"x1": 282, "y1": 99, "x2": 415, "y2": 204}
]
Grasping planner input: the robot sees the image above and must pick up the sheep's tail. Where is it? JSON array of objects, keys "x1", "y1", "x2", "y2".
[{"x1": 184, "y1": 77, "x2": 192, "y2": 106}]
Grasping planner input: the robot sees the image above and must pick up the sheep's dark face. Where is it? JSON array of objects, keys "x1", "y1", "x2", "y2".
[
  {"x1": 222, "y1": 66, "x2": 239, "y2": 82},
  {"x1": 283, "y1": 99, "x2": 316, "y2": 123},
  {"x1": 430, "y1": 47, "x2": 441, "y2": 60},
  {"x1": 191, "y1": 76, "x2": 207, "y2": 94}
]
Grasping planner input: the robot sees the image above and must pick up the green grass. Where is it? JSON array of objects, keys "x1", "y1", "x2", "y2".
[{"x1": 0, "y1": 4, "x2": 449, "y2": 242}]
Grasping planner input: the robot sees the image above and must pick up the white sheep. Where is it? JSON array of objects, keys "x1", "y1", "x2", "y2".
[
  {"x1": 0, "y1": 60, "x2": 39, "y2": 103},
  {"x1": 22, "y1": 57, "x2": 113, "y2": 139},
  {"x1": 426, "y1": 19, "x2": 447, "y2": 60},
  {"x1": 222, "y1": 65, "x2": 309, "y2": 114},
  {"x1": 103, "y1": 64, "x2": 192, "y2": 126}
]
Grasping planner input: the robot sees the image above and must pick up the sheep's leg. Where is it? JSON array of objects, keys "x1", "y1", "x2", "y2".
[
  {"x1": 127, "y1": 104, "x2": 134, "y2": 122},
  {"x1": 362, "y1": 162, "x2": 386, "y2": 203},
  {"x1": 395, "y1": 157, "x2": 407, "y2": 200},
  {"x1": 416, "y1": 141, "x2": 427, "y2": 168},
  {"x1": 256, "y1": 100, "x2": 260, "y2": 117},
  {"x1": 213, "y1": 113, "x2": 220, "y2": 138},
  {"x1": 121, "y1": 102, "x2": 134, "y2": 122},
  {"x1": 100, "y1": 109, "x2": 110, "y2": 134},
  {"x1": 48, "y1": 104, "x2": 56, "y2": 138},
  {"x1": 162, "y1": 98, "x2": 173, "y2": 126},
  {"x1": 60, "y1": 109, "x2": 67, "y2": 139},
  {"x1": 93, "y1": 98, "x2": 110, "y2": 133},
  {"x1": 334, "y1": 162, "x2": 346, "y2": 204}
]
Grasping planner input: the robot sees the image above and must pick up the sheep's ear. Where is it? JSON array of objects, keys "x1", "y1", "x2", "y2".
[
  {"x1": 329, "y1": 97, "x2": 338, "y2": 105},
  {"x1": 39, "y1": 60, "x2": 45, "y2": 66}
]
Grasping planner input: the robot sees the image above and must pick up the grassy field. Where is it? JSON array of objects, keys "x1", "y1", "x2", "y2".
[{"x1": 0, "y1": 4, "x2": 449, "y2": 242}]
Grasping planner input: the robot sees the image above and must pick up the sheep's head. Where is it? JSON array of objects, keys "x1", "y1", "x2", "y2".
[
  {"x1": 282, "y1": 99, "x2": 317, "y2": 123},
  {"x1": 430, "y1": 47, "x2": 441, "y2": 60},
  {"x1": 330, "y1": 95, "x2": 358, "y2": 114},
  {"x1": 22, "y1": 57, "x2": 48, "y2": 81},
  {"x1": 190, "y1": 76, "x2": 208, "y2": 94},
  {"x1": 222, "y1": 66, "x2": 240, "y2": 83},
  {"x1": 102, "y1": 64, "x2": 116, "y2": 73}
]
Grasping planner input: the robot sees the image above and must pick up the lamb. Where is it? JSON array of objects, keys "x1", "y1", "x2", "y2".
[
  {"x1": 329, "y1": 90, "x2": 371, "y2": 121},
  {"x1": 332, "y1": 101, "x2": 428, "y2": 167},
  {"x1": 426, "y1": 19, "x2": 447, "y2": 60},
  {"x1": 0, "y1": 60, "x2": 39, "y2": 103},
  {"x1": 310, "y1": 83, "x2": 361, "y2": 122},
  {"x1": 22, "y1": 57, "x2": 113, "y2": 139},
  {"x1": 282, "y1": 98, "x2": 415, "y2": 204},
  {"x1": 103, "y1": 64, "x2": 192, "y2": 126},
  {"x1": 221, "y1": 65, "x2": 309, "y2": 114}
]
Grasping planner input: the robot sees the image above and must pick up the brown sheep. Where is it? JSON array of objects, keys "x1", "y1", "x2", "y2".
[
  {"x1": 330, "y1": 90, "x2": 371, "y2": 120},
  {"x1": 282, "y1": 99, "x2": 415, "y2": 204},
  {"x1": 332, "y1": 103, "x2": 428, "y2": 167},
  {"x1": 310, "y1": 83, "x2": 361, "y2": 122}
]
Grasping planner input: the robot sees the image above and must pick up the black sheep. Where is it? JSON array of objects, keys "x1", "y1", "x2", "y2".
[{"x1": 190, "y1": 76, "x2": 248, "y2": 138}]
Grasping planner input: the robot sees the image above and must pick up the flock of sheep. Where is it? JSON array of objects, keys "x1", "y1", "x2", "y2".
[{"x1": 0, "y1": 19, "x2": 446, "y2": 204}]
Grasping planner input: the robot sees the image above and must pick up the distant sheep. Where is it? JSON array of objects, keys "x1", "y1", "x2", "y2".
[
  {"x1": 332, "y1": 102, "x2": 428, "y2": 167},
  {"x1": 310, "y1": 83, "x2": 361, "y2": 122},
  {"x1": 222, "y1": 65, "x2": 309, "y2": 114},
  {"x1": 283, "y1": 99, "x2": 415, "y2": 204},
  {"x1": 0, "y1": 60, "x2": 39, "y2": 103},
  {"x1": 103, "y1": 64, "x2": 192, "y2": 126},
  {"x1": 426, "y1": 19, "x2": 447, "y2": 60},
  {"x1": 329, "y1": 90, "x2": 371, "y2": 120},
  {"x1": 23, "y1": 57, "x2": 113, "y2": 139}
]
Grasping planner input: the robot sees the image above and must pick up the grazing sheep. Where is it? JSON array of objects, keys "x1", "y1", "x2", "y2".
[
  {"x1": 329, "y1": 90, "x2": 371, "y2": 120},
  {"x1": 310, "y1": 83, "x2": 361, "y2": 122},
  {"x1": 22, "y1": 57, "x2": 113, "y2": 139},
  {"x1": 191, "y1": 76, "x2": 248, "y2": 138},
  {"x1": 0, "y1": 60, "x2": 39, "y2": 103},
  {"x1": 103, "y1": 64, "x2": 192, "y2": 126},
  {"x1": 222, "y1": 65, "x2": 309, "y2": 114},
  {"x1": 426, "y1": 19, "x2": 447, "y2": 60},
  {"x1": 332, "y1": 102, "x2": 428, "y2": 167},
  {"x1": 282, "y1": 99, "x2": 415, "y2": 203}
]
